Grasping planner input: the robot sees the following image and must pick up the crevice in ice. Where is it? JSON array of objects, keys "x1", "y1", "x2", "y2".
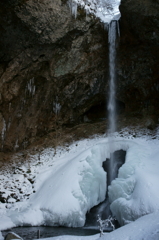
[
  {"x1": 103, "y1": 150, "x2": 126, "y2": 188},
  {"x1": 85, "y1": 148, "x2": 126, "y2": 229}
]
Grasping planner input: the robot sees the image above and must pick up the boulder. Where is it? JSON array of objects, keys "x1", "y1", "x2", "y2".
[{"x1": 4, "y1": 232, "x2": 22, "y2": 240}]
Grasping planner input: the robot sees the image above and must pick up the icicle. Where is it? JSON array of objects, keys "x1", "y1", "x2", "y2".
[
  {"x1": 8, "y1": 118, "x2": 11, "y2": 130},
  {"x1": 68, "y1": 0, "x2": 120, "y2": 23},
  {"x1": 69, "y1": 0, "x2": 78, "y2": 18},
  {"x1": 1, "y1": 118, "x2": 6, "y2": 150},
  {"x1": 14, "y1": 139, "x2": 19, "y2": 151},
  {"x1": 53, "y1": 97, "x2": 61, "y2": 115},
  {"x1": 26, "y1": 77, "x2": 36, "y2": 97}
]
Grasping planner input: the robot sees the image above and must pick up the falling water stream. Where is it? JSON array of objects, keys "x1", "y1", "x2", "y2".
[
  {"x1": 85, "y1": 20, "x2": 123, "y2": 229},
  {"x1": 107, "y1": 20, "x2": 119, "y2": 185}
]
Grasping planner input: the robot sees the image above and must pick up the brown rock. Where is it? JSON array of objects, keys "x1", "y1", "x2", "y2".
[{"x1": 4, "y1": 232, "x2": 22, "y2": 240}]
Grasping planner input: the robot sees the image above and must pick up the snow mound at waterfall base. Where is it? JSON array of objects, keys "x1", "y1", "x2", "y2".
[
  {"x1": 1, "y1": 139, "x2": 111, "y2": 228},
  {"x1": 0, "y1": 128, "x2": 159, "y2": 234}
]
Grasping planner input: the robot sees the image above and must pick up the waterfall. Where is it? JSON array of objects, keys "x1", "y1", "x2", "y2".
[{"x1": 107, "y1": 20, "x2": 119, "y2": 185}]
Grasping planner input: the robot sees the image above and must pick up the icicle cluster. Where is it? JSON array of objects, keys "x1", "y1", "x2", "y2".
[
  {"x1": 68, "y1": 0, "x2": 120, "y2": 23},
  {"x1": 26, "y1": 77, "x2": 36, "y2": 96},
  {"x1": 53, "y1": 96, "x2": 61, "y2": 115}
]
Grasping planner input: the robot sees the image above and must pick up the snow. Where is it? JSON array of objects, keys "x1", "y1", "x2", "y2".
[
  {"x1": 41, "y1": 235, "x2": 99, "y2": 240},
  {"x1": 109, "y1": 138, "x2": 159, "y2": 225},
  {"x1": 2, "y1": 213, "x2": 159, "y2": 240},
  {"x1": 69, "y1": 0, "x2": 121, "y2": 23},
  {"x1": 0, "y1": 232, "x2": 3, "y2": 240},
  {"x1": 40, "y1": 235, "x2": 99, "y2": 240},
  {"x1": 22, "y1": 212, "x2": 159, "y2": 240},
  {"x1": 1, "y1": 127, "x2": 159, "y2": 240}
]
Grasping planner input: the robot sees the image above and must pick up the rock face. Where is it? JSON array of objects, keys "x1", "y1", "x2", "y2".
[
  {"x1": 0, "y1": 0, "x2": 108, "y2": 151},
  {"x1": 117, "y1": 0, "x2": 159, "y2": 121},
  {"x1": 4, "y1": 232, "x2": 22, "y2": 240},
  {"x1": 0, "y1": 0, "x2": 159, "y2": 152}
]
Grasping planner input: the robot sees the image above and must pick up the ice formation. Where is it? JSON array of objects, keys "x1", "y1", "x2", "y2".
[
  {"x1": 109, "y1": 139, "x2": 159, "y2": 225},
  {"x1": 1, "y1": 118, "x2": 6, "y2": 150},
  {"x1": 25, "y1": 77, "x2": 36, "y2": 96},
  {"x1": 7, "y1": 142, "x2": 109, "y2": 227},
  {"x1": 69, "y1": 0, "x2": 121, "y2": 23},
  {"x1": 53, "y1": 97, "x2": 61, "y2": 115},
  {"x1": 0, "y1": 133, "x2": 159, "y2": 235}
]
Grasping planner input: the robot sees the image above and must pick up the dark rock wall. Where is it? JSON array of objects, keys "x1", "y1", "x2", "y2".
[
  {"x1": 0, "y1": 0, "x2": 108, "y2": 151},
  {"x1": 0, "y1": 0, "x2": 159, "y2": 151},
  {"x1": 117, "y1": 0, "x2": 159, "y2": 120}
]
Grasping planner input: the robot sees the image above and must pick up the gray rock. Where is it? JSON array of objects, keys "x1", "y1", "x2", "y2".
[{"x1": 4, "y1": 232, "x2": 23, "y2": 240}]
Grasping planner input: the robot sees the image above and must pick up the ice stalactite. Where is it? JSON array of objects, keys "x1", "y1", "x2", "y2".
[
  {"x1": 8, "y1": 118, "x2": 11, "y2": 130},
  {"x1": 25, "y1": 77, "x2": 36, "y2": 97},
  {"x1": 68, "y1": 0, "x2": 121, "y2": 23},
  {"x1": 53, "y1": 97, "x2": 61, "y2": 116},
  {"x1": 69, "y1": 0, "x2": 78, "y2": 18},
  {"x1": 14, "y1": 139, "x2": 19, "y2": 151},
  {"x1": 1, "y1": 118, "x2": 6, "y2": 150}
]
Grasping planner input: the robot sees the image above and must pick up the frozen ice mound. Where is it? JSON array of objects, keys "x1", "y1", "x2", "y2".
[
  {"x1": 9, "y1": 144, "x2": 109, "y2": 227},
  {"x1": 109, "y1": 140, "x2": 159, "y2": 225}
]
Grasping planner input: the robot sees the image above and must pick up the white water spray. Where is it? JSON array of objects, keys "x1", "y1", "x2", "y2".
[{"x1": 107, "y1": 20, "x2": 119, "y2": 185}]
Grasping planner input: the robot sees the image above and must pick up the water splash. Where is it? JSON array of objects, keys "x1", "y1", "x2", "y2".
[{"x1": 107, "y1": 20, "x2": 119, "y2": 184}]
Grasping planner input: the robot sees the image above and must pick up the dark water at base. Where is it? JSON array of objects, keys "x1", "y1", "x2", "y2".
[
  {"x1": 2, "y1": 226, "x2": 100, "y2": 240},
  {"x1": 85, "y1": 198, "x2": 111, "y2": 227}
]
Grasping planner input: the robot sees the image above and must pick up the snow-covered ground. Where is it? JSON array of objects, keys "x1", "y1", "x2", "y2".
[{"x1": 1, "y1": 127, "x2": 159, "y2": 240}]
